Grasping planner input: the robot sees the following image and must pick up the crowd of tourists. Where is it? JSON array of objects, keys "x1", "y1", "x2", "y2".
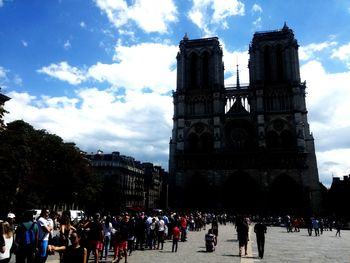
[
  {"x1": 0, "y1": 209, "x2": 346, "y2": 263},
  {"x1": 282, "y1": 215, "x2": 344, "y2": 237},
  {"x1": 0, "y1": 209, "x2": 230, "y2": 263}
]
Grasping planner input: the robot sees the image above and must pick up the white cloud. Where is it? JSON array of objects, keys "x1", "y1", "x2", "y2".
[
  {"x1": 13, "y1": 75, "x2": 23, "y2": 86},
  {"x1": 0, "y1": 67, "x2": 22, "y2": 88},
  {"x1": 118, "y1": 29, "x2": 135, "y2": 39},
  {"x1": 18, "y1": 41, "x2": 178, "y2": 167},
  {"x1": 37, "y1": 62, "x2": 87, "y2": 85},
  {"x1": 4, "y1": 87, "x2": 173, "y2": 168},
  {"x1": 300, "y1": 59, "x2": 350, "y2": 186},
  {"x1": 0, "y1": 0, "x2": 3, "y2": 7},
  {"x1": 21, "y1": 40, "x2": 28, "y2": 47},
  {"x1": 299, "y1": 41, "x2": 337, "y2": 61},
  {"x1": 316, "y1": 149, "x2": 350, "y2": 187},
  {"x1": 301, "y1": 60, "x2": 350, "y2": 128},
  {"x1": 252, "y1": 17, "x2": 262, "y2": 28},
  {"x1": 0, "y1": 66, "x2": 7, "y2": 79},
  {"x1": 94, "y1": 0, "x2": 177, "y2": 34},
  {"x1": 80, "y1": 21, "x2": 86, "y2": 28},
  {"x1": 331, "y1": 42, "x2": 350, "y2": 68},
  {"x1": 211, "y1": 0, "x2": 245, "y2": 23},
  {"x1": 128, "y1": 0, "x2": 177, "y2": 33},
  {"x1": 251, "y1": 3, "x2": 263, "y2": 13},
  {"x1": 221, "y1": 42, "x2": 250, "y2": 85},
  {"x1": 188, "y1": 8, "x2": 211, "y2": 35},
  {"x1": 88, "y1": 42, "x2": 177, "y2": 94},
  {"x1": 188, "y1": 0, "x2": 245, "y2": 35},
  {"x1": 251, "y1": 3, "x2": 262, "y2": 28},
  {"x1": 63, "y1": 40, "x2": 71, "y2": 50}
]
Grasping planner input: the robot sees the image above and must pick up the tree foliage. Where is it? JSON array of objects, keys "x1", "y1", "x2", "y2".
[
  {"x1": 0, "y1": 104, "x2": 8, "y2": 131},
  {"x1": 0, "y1": 120, "x2": 101, "y2": 217}
]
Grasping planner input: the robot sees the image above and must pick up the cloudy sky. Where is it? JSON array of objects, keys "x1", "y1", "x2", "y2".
[{"x1": 1, "y1": 0, "x2": 350, "y2": 187}]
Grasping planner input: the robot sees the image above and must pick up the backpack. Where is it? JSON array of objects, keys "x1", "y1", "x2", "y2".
[{"x1": 20, "y1": 222, "x2": 36, "y2": 246}]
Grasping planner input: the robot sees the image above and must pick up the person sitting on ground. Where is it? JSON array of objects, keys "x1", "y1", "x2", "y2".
[{"x1": 205, "y1": 229, "x2": 216, "y2": 252}]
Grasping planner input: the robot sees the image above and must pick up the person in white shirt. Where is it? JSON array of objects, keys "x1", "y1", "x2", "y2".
[
  {"x1": 157, "y1": 217, "x2": 165, "y2": 250},
  {"x1": 35, "y1": 209, "x2": 52, "y2": 263}
]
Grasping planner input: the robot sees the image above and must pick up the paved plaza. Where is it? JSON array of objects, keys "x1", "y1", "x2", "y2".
[{"x1": 11, "y1": 223, "x2": 350, "y2": 263}]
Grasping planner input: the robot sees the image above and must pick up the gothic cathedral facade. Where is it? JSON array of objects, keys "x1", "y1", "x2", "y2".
[{"x1": 169, "y1": 24, "x2": 322, "y2": 215}]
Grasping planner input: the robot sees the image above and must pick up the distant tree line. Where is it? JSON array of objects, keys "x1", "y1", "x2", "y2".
[{"x1": 0, "y1": 120, "x2": 103, "y2": 217}]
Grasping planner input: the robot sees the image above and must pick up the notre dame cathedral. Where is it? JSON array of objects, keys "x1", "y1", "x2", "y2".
[{"x1": 169, "y1": 24, "x2": 322, "y2": 215}]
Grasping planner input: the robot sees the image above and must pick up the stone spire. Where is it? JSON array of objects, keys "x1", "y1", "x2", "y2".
[{"x1": 236, "y1": 64, "x2": 241, "y2": 89}]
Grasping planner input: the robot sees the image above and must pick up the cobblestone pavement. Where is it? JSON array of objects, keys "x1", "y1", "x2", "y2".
[{"x1": 11, "y1": 224, "x2": 350, "y2": 263}]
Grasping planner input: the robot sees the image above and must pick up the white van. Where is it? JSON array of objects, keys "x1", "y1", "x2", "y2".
[
  {"x1": 62, "y1": 210, "x2": 85, "y2": 222},
  {"x1": 26, "y1": 209, "x2": 41, "y2": 221}
]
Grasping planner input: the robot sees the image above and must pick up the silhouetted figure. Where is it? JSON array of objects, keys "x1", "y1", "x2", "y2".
[
  {"x1": 236, "y1": 217, "x2": 249, "y2": 257},
  {"x1": 335, "y1": 220, "x2": 342, "y2": 237},
  {"x1": 254, "y1": 221, "x2": 267, "y2": 259}
]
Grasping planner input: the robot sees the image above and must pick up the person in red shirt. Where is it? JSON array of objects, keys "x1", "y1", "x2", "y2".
[
  {"x1": 180, "y1": 215, "x2": 187, "y2": 242},
  {"x1": 172, "y1": 225, "x2": 180, "y2": 252}
]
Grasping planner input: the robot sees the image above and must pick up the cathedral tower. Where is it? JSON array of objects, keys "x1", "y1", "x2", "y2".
[{"x1": 169, "y1": 25, "x2": 322, "y2": 215}]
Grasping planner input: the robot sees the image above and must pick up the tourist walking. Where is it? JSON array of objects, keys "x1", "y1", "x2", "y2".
[
  {"x1": 112, "y1": 214, "x2": 129, "y2": 263},
  {"x1": 58, "y1": 214, "x2": 76, "y2": 263},
  {"x1": 134, "y1": 213, "x2": 145, "y2": 250},
  {"x1": 211, "y1": 217, "x2": 219, "y2": 243},
  {"x1": 179, "y1": 215, "x2": 187, "y2": 242},
  {"x1": 156, "y1": 216, "x2": 165, "y2": 250},
  {"x1": 312, "y1": 218, "x2": 320, "y2": 236},
  {"x1": 101, "y1": 216, "x2": 113, "y2": 260},
  {"x1": 126, "y1": 214, "x2": 135, "y2": 256},
  {"x1": 15, "y1": 211, "x2": 39, "y2": 263},
  {"x1": 171, "y1": 224, "x2": 180, "y2": 252},
  {"x1": 84, "y1": 213, "x2": 104, "y2": 263},
  {"x1": 335, "y1": 220, "x2": 342, "y2": 237},
  {"x1": 236, "y1": 216, "x2": 249, "y2": 257},
  {"x1": 254, "y1": 220, "x2": 267, "y2": 259},
  {"x1": 35, "y1": 209, "x2": 53, "y2": 263}
]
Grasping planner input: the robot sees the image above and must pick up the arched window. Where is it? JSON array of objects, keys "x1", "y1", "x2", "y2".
[
  {"x1": 264, "y1": 46, "x2": 272, "y2": 83},
  {"x1": 201, "y1": 51, "x2": 209, "y2": 89},
  {"x1": 190, "y1": 53, "x2": 198, "y2": 89},
  {"x1": 276, "y1": 45, "x2": 284, "y2": 81}
]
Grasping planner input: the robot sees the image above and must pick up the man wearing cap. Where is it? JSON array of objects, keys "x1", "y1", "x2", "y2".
[{"x1": 6, "y1": 213, "x2": 16, "y2": 232}]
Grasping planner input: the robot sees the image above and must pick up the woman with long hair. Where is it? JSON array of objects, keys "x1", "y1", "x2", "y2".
[
  {"x1": 58, "y1": 214, "x2": 76, "y2": 262},
  {"x1": 0, "y1": 221, "x2": 14, "y2": 263}
]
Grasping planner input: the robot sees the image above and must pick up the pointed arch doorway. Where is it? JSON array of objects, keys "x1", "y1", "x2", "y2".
[
  {"x1": 184, "y1": 172, "x2": 211, "y2": 211},
  {"x1": 222, "y1": 171, "x2": 260, "y2": 214},
  {"x1": 268, "y1": 174, "x2": 307, "y2": 215}
]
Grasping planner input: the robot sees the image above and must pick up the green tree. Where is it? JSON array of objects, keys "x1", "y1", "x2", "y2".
[
  {"x1": 0, "y1": 120, "x2": 101, "y2": 216},
  {"x1": 0, "y1": 103, "x2": 8, "y2": 131}
]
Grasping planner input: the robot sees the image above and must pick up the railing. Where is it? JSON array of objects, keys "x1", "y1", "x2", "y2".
[
  {"x1": 225, "y1": 83, "x2": 249, "y2": 90},
  {"x1": 224, "y1": 84, "x2": 251, "y2": 113}
]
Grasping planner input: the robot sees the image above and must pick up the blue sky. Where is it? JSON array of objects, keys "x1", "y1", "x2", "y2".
[{"x1": 1, "y1": 0, "x2": 350, "y2": 187}]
